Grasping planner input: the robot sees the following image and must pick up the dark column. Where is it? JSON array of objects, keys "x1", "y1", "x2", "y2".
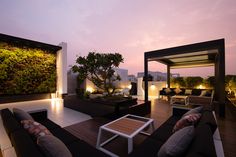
[
  {"x1": 218, "y1": 41, "x2": 225, "y2": 117},
  {"x1": 214, "y1": 42, "x2": 225, "y2": 117},
  {"x1": 167, "y1": 65, "x2": 170, "y2": 88},
  {"x1": 144, "y1": 55, "x2": 148, "y2": 102}
]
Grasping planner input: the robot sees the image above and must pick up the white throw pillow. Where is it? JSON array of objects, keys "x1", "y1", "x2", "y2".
[{"x1": 185, "y1": 89, "x2": 192, "y2": 95}]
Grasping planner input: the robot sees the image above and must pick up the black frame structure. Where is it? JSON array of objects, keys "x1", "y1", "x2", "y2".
[{"x1": 144, "y1": 39, "x2": 225, "y2": 117}]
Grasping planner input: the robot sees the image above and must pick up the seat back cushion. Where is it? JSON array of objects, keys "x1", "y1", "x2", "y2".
[
  {"x1": 1, "y1": 108, "x2": 22, "y2": 136},
  {"x1": 182, "y1": 106, "x2": 203, "y2": 117},
  {"x1": 10, "y1": 129, "x2": 44, "y2": 157},
  {"x1": 13, "y1": 108, "x2": 34, "y2": 121},
  {"x1": 37, "y1": 135, "x2": 72, "y2": 157},
  {"x1": 198, "y1": 111, "x2": 217, "y2": 133},
  {"x1": 185, "y1": 124, "x2": 217, "y2": 157}
]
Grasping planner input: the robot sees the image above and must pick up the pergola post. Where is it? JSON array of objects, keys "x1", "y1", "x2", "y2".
[
  {"x1": 167, "y1": 65, "x2": 170, "y2": 88},
  {"x1": 218, "y1": 42, "x2": 225, "y2": 117},
  {"x1": 144, "y1": 55, "x2": 148, "y2": 102}
]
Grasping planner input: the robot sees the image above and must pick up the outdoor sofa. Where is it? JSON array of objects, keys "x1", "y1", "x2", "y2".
[
  {"x1": 129, "y1": 106, "x2": 218, "y2": 157},
  {"x1": 0, "y1": 108, "x2": 109, "y2": 157},
  {"x1": 159, "y1": 88, "x2": 214, "y2": 106},
  {"x1": 64, "y1": 96, "x2": 151, "y2": 119}
]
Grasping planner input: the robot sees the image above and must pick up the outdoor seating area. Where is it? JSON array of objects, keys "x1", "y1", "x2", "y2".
[
  {"x1": 0, "y1": 98, "x2": 228, "y2": 157},
  {"x1": 2, "y1": 1, "x2": 236, "y2": 157},
  {"x1": 0, "y1": 36, "x2": 234, "y2": 157}
]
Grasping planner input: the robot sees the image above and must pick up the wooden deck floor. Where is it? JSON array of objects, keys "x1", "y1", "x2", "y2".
[{"x1": 64, "y1": 98, "x2": 236, "y2": 157}]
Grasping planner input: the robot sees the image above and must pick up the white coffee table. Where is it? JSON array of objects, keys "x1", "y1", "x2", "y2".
[
  {"x1": 96, "y1": 114, "x2": 155, "y2": 157},
  {"x1": 170, "y1": 95, "x2": 189, "y2": 106}
]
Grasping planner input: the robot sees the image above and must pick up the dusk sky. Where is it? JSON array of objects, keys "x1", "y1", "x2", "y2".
[{"x1": 1, "y1": 0, "x2": 235, "y2": 77}]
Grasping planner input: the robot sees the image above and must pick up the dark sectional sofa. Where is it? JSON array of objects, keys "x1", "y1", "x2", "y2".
[
  {"x1": 1, "y1": 106, "x2": 218, "y2": 157},
  {"x1": 64, "y1": 96, "x2": 151, "y2": 119},
  {"x1": 159, "y1": 88, "x2": 213, "y2": 97},
  {"x1": 129, "y1": 106, "x2": 217, "y2": 157},
  {"x1": 0, "y1": 108, "x2": 109, "y2": 157}
]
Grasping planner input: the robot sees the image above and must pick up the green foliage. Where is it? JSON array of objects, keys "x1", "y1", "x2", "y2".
[
  {"x1": 171, "y1": 77, "x2": 185, "y2": 87},
  {"x1": 184, "y1": 76, "x2": 203, "y2": 88},
  {"x1": 205, "y1": 76, "x2": 215, "y2": 88},
  {"x1": 72, "y1": 52, "x2": 124, "y2": 96},
  {"x1": 0, "y1": 42, "x2": 56, "y2": 95},
  {"x1": 225, "y1": 75, "x2": 236, "y2": 91}
]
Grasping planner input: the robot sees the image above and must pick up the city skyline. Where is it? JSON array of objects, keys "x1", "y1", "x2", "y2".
[{"x1": 1, "y1": 0, "x2": 235, "y2": 77}]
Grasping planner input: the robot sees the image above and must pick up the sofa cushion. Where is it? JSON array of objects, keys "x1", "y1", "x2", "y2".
[
  {"x1": 158, "y1": 126, "x2": 195, "y2": 157},
  {"x1": 1, "y1": 108, "x2": 22, "y2": 135},
  {"x1": 182, "y1": 106, "x2": 203, "y2": 117},
  {"x1": 164, "y1": 88, "x2": 171, "y2": 94},
  {"x1": 173, "y1": 113, "x2": 201, "y2": 132},
  {"x1": 198, "y1": 111, "x2": 217, "y2": 133},
  {"x1": 128, "y1": 138, "x2": 164, "y2": 157},
  {"x1": 200, "y1": 90, "x2": 207, "y2": 96},
  {"x1": 37, "y1": 135, "x2": 72, "y2": 157},
  {"x1": 163, "y1": 116, "x2": 180, "y2": 126},
  {"x1": 191, "y1": 89, "x2": 202, "y2": 96},
  {"x1": 174, "y1": 88, "x2": 182, "y2": 94},
  {"x1": 150, "y1": 123, "x2": 174, "y2": 142},
  {"x1": 185, "y1": 89, "x2": 192, "y2": 95},
  {"x1": 38, "y1": 119, "x2": 61, "y2": 130},
  {"x1": 50, "y1": 128, "x2": 78, "y2": 145},
  {"x1": 10, "y1": 129, "x2": 44, "y2": 157},
  {"x1": 21, "y1": 120, "x2": 51, "y2": 138},
  {"x1": 13, "y1": 108, "x2": 34, "y2": 121},
  {"x1": 185, "y1": 124, "x2": 217, "y2": 157},
  {"x1": 66, "y1": 140, "x2": 110, "y2": 157}
]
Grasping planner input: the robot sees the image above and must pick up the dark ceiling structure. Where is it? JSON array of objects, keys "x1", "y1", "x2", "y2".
[{"x1": 144, "y1": 39, "x2": 225, "y2": 117}]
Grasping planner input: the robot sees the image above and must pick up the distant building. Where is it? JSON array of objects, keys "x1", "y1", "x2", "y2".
[
  {"x1": 137, "y1": 71, "x2": 180, "y2": 81},
  {"x1": 128, "y1": 75, "x2": 137, "y2": 82},
  {"x1": 114, "y1": 68, "x2": 128, "y2": 81}
]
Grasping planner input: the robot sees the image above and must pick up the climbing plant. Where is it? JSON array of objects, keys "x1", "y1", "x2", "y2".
[{"x1": 0, "y1": 42, "x2": 57, "y2": 95}]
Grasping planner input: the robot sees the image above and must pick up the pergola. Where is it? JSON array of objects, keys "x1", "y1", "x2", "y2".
[{"x1": 144, "y1": 39, "x2": 225, "y2": 117}]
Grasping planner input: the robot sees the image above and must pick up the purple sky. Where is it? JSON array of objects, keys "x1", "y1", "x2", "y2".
[{"x1": 1, "y1": 0, "x2": 235, "y2": 77}]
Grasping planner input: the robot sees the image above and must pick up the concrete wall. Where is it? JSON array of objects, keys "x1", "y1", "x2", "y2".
[
  {"x1": 114, "y1": 68, "x2": 128, "y2": 81},
  {"x1": 67, "y1": 70, "x2": 78, "y2": 94},
  {"x1": 57, "y1": 42, "x2": 67, "y2": 96},
  {"x1": 137, "y1": 77, "x2": 166, "y2": 99}
]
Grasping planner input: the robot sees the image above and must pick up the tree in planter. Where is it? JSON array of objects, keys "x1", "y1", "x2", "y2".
[{"x1": 71, "y1": 52, "x2": 124, "y2": 96}]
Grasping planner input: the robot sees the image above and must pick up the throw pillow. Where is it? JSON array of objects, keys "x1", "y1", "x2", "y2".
[
  {"x1": 158, "y1": 126, "x2": 195, "y2": 157},
  {"x1": 200, "y1": 90, "x2": 207, "y2": 96},
  {"x1": 182, "y1": 106, "x2": 203, "y2": 117},
  {"x1": 174, "y1": 88, "x2": 182, "y2": 94},
  {"x1": 164, "y1": 88, "x2": 171, "y2": 94},
  {"x1": 173, "y1": 113, "x2": 201, "y2": 132},
  {"x1": 13, "y1": 108, "x2": 34, "y2": 121},
  {"x1": 185, "y1": 89, "x2": 192, "y2": 95},
  {"x1": 21, "y1": 120, "x2": 51, "y2": 138},
  {"x1": 37, "y1": 135, "x2": 72, "y2": 157}
]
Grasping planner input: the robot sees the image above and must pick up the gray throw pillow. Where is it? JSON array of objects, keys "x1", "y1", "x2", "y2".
[
  {"x1": 13, "y1": 108, "x2": 34, "y2": 121},
  {"x1": 37, "y1": 135, "x2": 72, "y2": 157},
  {"x1": 158, "y1": 126, "x2": 195, "y2": 157},
  {"x1": 182, "y1": 106, "x2": 203, "y2": 117}
]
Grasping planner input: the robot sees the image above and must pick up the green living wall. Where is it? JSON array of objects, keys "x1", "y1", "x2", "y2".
[{"x1": 0, "y1": 42, "x2": 57, "y2": 95}]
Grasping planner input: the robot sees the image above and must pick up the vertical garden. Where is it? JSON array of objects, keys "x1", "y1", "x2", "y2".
[{"x1": 0, "y1": 42, "x2": 57, "y2": 95}]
